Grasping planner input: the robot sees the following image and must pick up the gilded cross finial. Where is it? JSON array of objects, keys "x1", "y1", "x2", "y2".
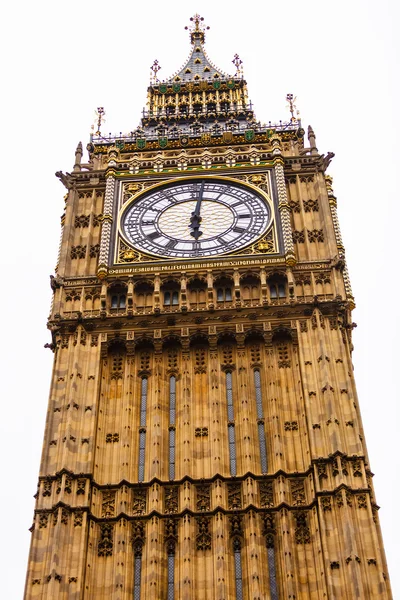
[
  {"x1": 151, "y1": 59, "x2": 161, "y2": 84},
  {"x1": 185, "y1": 14, "x2": 209, "y2": 44},
  {"x1": 286, "y1": 93, "x2": 300, "y2": 123},
  {"x1": 232, "y1": 54, "x2": 243, "y2": 77},
  {"x1": 93, "y1": 107, "x2": 105, "y2": 136}
]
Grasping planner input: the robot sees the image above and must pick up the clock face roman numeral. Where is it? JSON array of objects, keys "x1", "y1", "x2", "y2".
[{"x1": 121, "y1": 179, "x2": 272, "y2": 259}]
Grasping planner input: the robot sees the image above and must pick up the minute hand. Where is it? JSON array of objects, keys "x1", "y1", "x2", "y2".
[{"x1": 189, "y1": 180, "x2": 205, "y2": 240}]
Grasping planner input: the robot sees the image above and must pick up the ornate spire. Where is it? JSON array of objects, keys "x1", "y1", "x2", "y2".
[
  {"x1": 232, "y1": 54, "x2": 243, "y2": 78},
  {"x1": 150, "y1": 59, "x2": 161, "y2": 84},
  {"x1": 185, "y1": 14, "x2": 209, "y2": 45},
  {"x1": 286, "y1": 93, "x2": 299, "y2": 123}
]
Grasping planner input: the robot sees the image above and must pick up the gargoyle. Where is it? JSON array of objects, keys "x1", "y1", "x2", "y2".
[
  {"x1": 50, "y1": 274, "x2": 63, "y2": 291},
  {"x1": 317, "y1": 152, "x2": 335, "y2": 172},
  {"x1": 55, "y1": 171, "x2": 74, "y2": 189}
]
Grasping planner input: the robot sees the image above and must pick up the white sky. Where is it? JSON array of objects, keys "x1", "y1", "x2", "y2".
[{"x1": 1, "y1": 1, "x2": 398, "y2": 597}]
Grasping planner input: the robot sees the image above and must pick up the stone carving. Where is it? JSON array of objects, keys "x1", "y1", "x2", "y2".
[
  {"x1": 227, "y1": 483, "x2": 242, "y2": 509},
  {"x1": 262, "y1": 513, "x2": 276, "y2": 548},
  {"x1": 39, "y1": 513, "x2": 48, "y2": 529},
  {"x1": 259, "y1": 481, "x2": 274, "y2": 508},
  {"x1": 352, "y1": 458, "x2": 362, "y2": 477},
  {"x1": 61, "y1": 508, "x2": 69, "y2": 524},
  {"x1": 194, "y1": 347, "x2": 207, "y2": 374},
  {"x1": 196, "y1": 516, "x2": 212, "y2": 550},
  {"x1": 289, "y1": 200, "x2": 301, "y2": 213},
  {"x1": 42, "y1": 479, "x2": 52, "y2": 497},
  {"x1": 292, "y1": 229, "x2": 305, "y2": 243},
  {"x1": 307, "y1": 229, "x2": 324, "y2": 243},
  {"x1": 74, "y1": 510, "x2": 83, "y2": 527},
  {"x1": 294, "y1": 511, "x2": 311, "y2": 544},
  {"x1": 291, "y1": 479, "x2": 306, "y2": 506},
  {"x1": 164, "y1": 518, "x2": 178, "y2": 554},
  {"x1": 317, "y1": 461, "x2": 327, "y2": 479},
  {"x1": 70, "y1": 245, "x2": 87, "y2": 259},
  {"x1": 250, "y1": 344, "x2": 261, "y2": 365},
  {"x1": 357, "y1": 494, "x2": 367, "y2": 509},
  {"x1": 229, "y1": 514, "x2": 243, "y2": 538},
  {"x1": 98, "y1": 523, "x2": 114, "y2": 557},
  {"x1": 74, "y1": 215, "x2": 90, "y2": 228},
  {"x1": 321, "y1": 496, "x2": 332, "y2": 512},
  {"x1": 65, "y1": 476, "x2": 72, "y2": 493},
  {"x1": 131, "y1": 521, "x2": 145, "y2": 556},
  {"x1": 196, "y1": 484, "x2": 211, "y2": 511},
  {"x1": 132, "y1": 488, "x2": 147, "y2": 515},
  {"x1": 335, "y1": 491, "x2": 344, "y2": 508},
  {"x1": 195, "y1": 427, "x2": 208, "y2": 437},
  {"x1": 165, "y1": 486, "x2": 179, "y2": 514},
  {"x1": 102, "y1": 490, "x2": 116, "y2": 518},
  {"x1": 284, "y1": 421, "x2": 298, "y2": 431},
  {"x1": 89, "y1": 244, "x2": 100, "y2": 258}
]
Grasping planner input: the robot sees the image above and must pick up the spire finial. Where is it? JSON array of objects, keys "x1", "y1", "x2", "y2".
[
  {"x1": 92, "y1": 107, "x2": 105, "y2": 136},
  {"x1": 232, "y1": 54, "x2": 243, "y2": 77},
  {"x1": 286, "y1": 93, "x2": 300, "y2": 123},
  {"x1": 151, "y1": 60, "x2": 161, "y2": 84},
  {"x1": 185, "y1": 14, "x2": 209, "y2": 44}
]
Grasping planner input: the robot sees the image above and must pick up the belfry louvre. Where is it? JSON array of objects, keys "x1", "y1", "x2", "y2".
[{"x1": 25, "y1": 14, "x2": 392, "y2": 600}]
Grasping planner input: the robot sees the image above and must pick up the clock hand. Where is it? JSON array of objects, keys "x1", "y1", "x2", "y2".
[{"x1": 189, "y1": 180, "x2": 205, "y2": 240}]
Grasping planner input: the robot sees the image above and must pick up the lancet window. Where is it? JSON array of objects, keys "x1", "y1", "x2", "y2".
[
  {"x1": 169, "y1": 375, "x2": 176, "y2": 480},
  {"x1": 133, "y1": 555, "x2": 142, "y2": 600},
  {"x1": 268, "y1": 274, "x2": 287, "y2": 299},
  {"x1": 109, "y1": 283, "x2": 127, "y2": 310},
  {"x1": 233, "y1": 538, "x2": 244, "y2": 599},
  {"x1": 138, "y1": 377, "x2": 148, "y2": 482},
  {"x1": 226, "y1": 371, "x2": 237, "y2": 476},
  {"x1": 254, "y1": 369, "x2": 268, "y2": 473}
]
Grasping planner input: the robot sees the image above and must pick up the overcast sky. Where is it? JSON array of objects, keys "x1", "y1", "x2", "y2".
[{"x1": 1, "y1": 1, "x2": 398, "y2": 597}]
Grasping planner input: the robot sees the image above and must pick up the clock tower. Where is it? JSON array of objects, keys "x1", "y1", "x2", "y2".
[{"x1": 25, "y1": 15, "x2": 392, "y2": 600}]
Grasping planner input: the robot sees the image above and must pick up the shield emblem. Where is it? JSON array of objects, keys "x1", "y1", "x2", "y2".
[
  {"x1": 245, "y1": 129, "x2": 255, "y2": 142},
  {"x1": 158, "y1": 136, "x2": 168, "y2": 148},
  {"x1": 222, "y1": 131, "x2": 233, "y2": 143},
  {"x1": 213, "y1": 80, "x2": 221, "y2": 90},
  {"x1": 227, "y1": 79, "x2": 235, "y2": 89},
  {"x1": 201, "y1": 133, "x2": 211, "y2": 144},
  {"x1": 173, "y1": 83, "x2": 181, "y2": 93},
  {"x1": 180, "y1": 136, "x2": 189, "y2": 146},
  {"x1": 136, "y1": 138, "x2": 146, "y2": 150},
  {"x1": 116, "y1": 139, "x2": 125, "y2": 150},
  {"x1": 159, "y1": 84, "x2": 167, "y2": 94},
  {"x1": 200, "y1": 81, "x2": 208, "y2": 91}
]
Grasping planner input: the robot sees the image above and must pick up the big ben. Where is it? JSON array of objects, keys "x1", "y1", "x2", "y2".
[{"x1": 24, "y1": 14, "x2": 392, "y2": 599}]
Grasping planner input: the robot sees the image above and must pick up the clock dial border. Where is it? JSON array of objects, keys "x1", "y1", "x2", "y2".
[{"x1": 115, "y1": 175, "x2": 279, "y2": 263}]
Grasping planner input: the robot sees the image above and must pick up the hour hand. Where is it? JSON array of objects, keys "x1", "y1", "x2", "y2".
[
  {"x1": 190, "y1": 212, "x2": 202, "y2": 240},
  {"x1": 189, "y1": 180, "x2": 205, "y2": 240}
]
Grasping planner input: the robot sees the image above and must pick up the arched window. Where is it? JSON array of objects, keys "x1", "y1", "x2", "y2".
[
  {"x1": 111, "y1": 293, "x2": 126, "y2": 309},
  {"x1": 164, "y1": 291, "x2": 179, "y2": 306},
  {"x1": 162, "y1": 281, "x2": 180, "y2": 308},
  {"x1": 241, "y1": 275, "x2": 260, "y2": 305},
  {"x1": 135, "y1": 282, "x2": 153, "y2": 310},
  {"x1": 217, "y1": 287, "x2": 232, "y2": 302},
  {"x1": 109, "y1": 284, "x2": 127, "y2": 311},
  {"x1": 188, "y1": 278, "x2": 207, "y2": 308},
  {"x1": 215, "y1": 278, "x2": 233, "y2": 303},
  {"x1": 268, "y1": 274, "x2": 287, "y2": 300}
]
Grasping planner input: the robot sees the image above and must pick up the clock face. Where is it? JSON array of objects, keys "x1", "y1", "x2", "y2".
[{"x1": 121, "y1": 179, "x2": 271, "y2": 259}]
